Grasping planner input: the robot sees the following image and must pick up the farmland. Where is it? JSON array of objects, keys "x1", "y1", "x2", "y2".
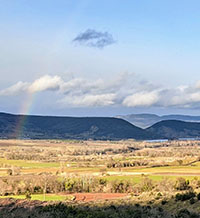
[{"x1": 1, "y1": 139, "x2": 200, "y2": 217}]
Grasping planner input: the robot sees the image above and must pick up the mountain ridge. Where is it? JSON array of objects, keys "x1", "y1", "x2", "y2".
[
  {"x1": 0, "y1": 112, "x2": 150, "y2": 140},
  {"x1": 147, "y1": 119, "x2": 200, "y2": 139},
  {"x1": 1, "y1": 112, "x2": 200, "y2": 140},
  {"x1": 117, "y1": 113, "x2": 200, "y2": 128}
]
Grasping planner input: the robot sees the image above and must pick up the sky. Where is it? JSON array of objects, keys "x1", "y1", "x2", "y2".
[{"x1": 0, "y1": 0, "x2": 200, "y2": 116}]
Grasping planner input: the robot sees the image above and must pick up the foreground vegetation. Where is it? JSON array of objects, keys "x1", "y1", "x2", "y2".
[
  {"x1": 1, "y1": 197, "x2": 200, "y2": 218},
  {"x1": 1, "y1": 139, "x2": 200, "y2": 217}
]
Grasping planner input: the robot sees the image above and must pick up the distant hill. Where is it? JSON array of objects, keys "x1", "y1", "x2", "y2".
[
  {"x1": 116, "y1": 114, "x2": 160, "y2": 129},
  {"x1": 0, "y1": 112, "x2": 150, "y2": 140},
  {"x1": 147, "y1": 120, "x2": 200, "y2": 139},
  {"x1": 117, "y1": 114, "x2": 200, "y2": 128},
  {"x1": 1, "y1": 112, "x2": 200, "y2": 140}
]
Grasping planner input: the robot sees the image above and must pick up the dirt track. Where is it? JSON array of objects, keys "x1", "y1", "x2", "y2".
[{"x1": 72, "y1": 193, "x2": 128, "y2": 202}]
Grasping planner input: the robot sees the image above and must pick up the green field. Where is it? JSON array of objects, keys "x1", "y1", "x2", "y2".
[
  {"x1": 0, "y1": 158, "x2": 60, "y2": 168},
  {"x1": 0, "y1": 194, "x2": 69, "y2": 201}
]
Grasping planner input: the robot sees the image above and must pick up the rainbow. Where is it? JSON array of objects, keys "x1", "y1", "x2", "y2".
[{"x1": 13, "y1": 92, "x2": 35, "y2": 139}]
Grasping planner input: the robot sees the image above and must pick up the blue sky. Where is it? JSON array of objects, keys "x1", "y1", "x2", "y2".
[{"x1": 0, "y1": 0, "x2": 200, "y2": 116}]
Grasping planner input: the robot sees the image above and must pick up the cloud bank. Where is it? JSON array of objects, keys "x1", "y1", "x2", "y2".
[
  {"x1": 123, "y1": 91, "x2": 160, "y2": 107},
  {"x1": 73, "y1": 29, "x2": 115, "y2": 48},
  {"x1": 0, "y1": 81, "x2": 29, "y2": 96},
  {"x1": 28, "y1": 75, "x2": 62, "y2": 93},
  {"x1": 1, "y1": 73, "x2": 200, "y2": 109}
]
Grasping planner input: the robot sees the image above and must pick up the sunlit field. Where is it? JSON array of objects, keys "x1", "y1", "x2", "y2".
[{"x1": 1, "y1": 139, "x2": 200, "y2": 217}]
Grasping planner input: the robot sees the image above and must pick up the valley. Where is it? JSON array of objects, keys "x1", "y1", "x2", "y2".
[{"x1": 0, "y1": 139, "x2": 200, "y2": 217}]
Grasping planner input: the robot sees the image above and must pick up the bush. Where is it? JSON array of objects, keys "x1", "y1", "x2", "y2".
[
  {"x1": 176, "y1": 209, "x2": 199, "y2": 218},
  {"x1": 190, "y1": 177, "x2": 200, "y2": 189},
  {"x1": 140, "y1": 177, "x2": 154, "y2": 192},
  {"x1": 189, "y1": 197, "x2": 196, "y2": 204},
  {"x1": 111, "y1": 180, "x2": 132, "y2": 193},
  {"x1": 65, "y1": 179, "x2": 77, "y2": 192},
  {"x1": 96, "y1": 178, "x2": 107, "y2": 192},
  {"x1": 7, "y1": 169, "x2": 12, "y2": 176},
  {"x1": 161, "y1": 199, "x2": 168, "y2": 205},
  {"x1": 25, "y1": 191, "x2": 31, "y2": 200},
  {"x1": 197, "y1": 192, "x2": 200, "y2": 200},
  {"x1": 176, "y1": 209, "x2": 191, "y2": 217},
  {"x1": 174, "y1": 177, "x2": 190, "y2": 191},
  {"x1": 0, "y1": 174, "x2": 65, "y2": 196},
  {"x1": 175, "y1": 191, "x2": 196, "y2": 201},
  {"x1": 157, "y1": 178, "x2": 174, "y2": 192}
]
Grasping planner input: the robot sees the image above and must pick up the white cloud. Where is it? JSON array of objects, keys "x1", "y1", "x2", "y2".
[
  {"x1": 169, "y1": 91, "x2": 200, "y2": 106},
  {"x1": 28, "y1": 75, "x2": 63, "y2": 93},
  {"x1": 59, "y1": 94, "x2": 116, "y2": 107},
  {"x1": 0, "y1": 81, "x2": 29, "y2": 96},
  {"x1": 60, "y1": 78, "x2": 105, "y2": 95},
  {"x1": 190, "y1": 92, "x2": 200, "y2": 102},
  {"x1": 123, "y1": 91, "x2": 160, "y2": 107},
  {"x1": 2, "y1": 73, "x2": 200, "y2": 109},
  {"x1": 195, "y1": 81, "x2": 200, "y2": 89}
]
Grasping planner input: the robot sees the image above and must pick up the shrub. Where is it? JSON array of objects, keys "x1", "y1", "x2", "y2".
[
  {"x1": 189, "y1": 197, "x2": 196, "y2": 204},
  {"x1": 197, "y1": 193, "x2": 200, "y2": 200},
  {"x1": 161, "y1": 199, "x2": 168, "y2": 205},
  {"x1": 156, "y1": 178, "x2": 174, "y2": 192},
  {"x1": 174, "y1": 177, "x2": 190, "y2": 191},
  {"x1": 176, "y1": 209, "x2": 190, "y2": 217},
  {"x1": 98, "y1": 178, "x2": 107, "y2": 186},
  {"x1": 175, "y1": 191, "x2": 196, "y2": 201},
  {"x1": 111, "y1": 180, "x2": 131, "y2": 193},
  {"x1": 65, "y1": 179, "x2": 77, "y2": 192},
  {"x1": 96, "y1": 178, "x2": 107, "y2": 192},
  {"x1": 176, "y1": 209, "x2": 199, "y2": 218},
  {"x1": 191, "y1": 177, "x2": 200, "y2": 189},
  {"x1": 140, "y1": 177, "x2": 154, "y2": 192},
  {"x1": 25, "y1": 191, "x2": 31, "y2": 200},
  {"x1": 7, "y1": 169, "x2": 12, "y2": 176}
]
